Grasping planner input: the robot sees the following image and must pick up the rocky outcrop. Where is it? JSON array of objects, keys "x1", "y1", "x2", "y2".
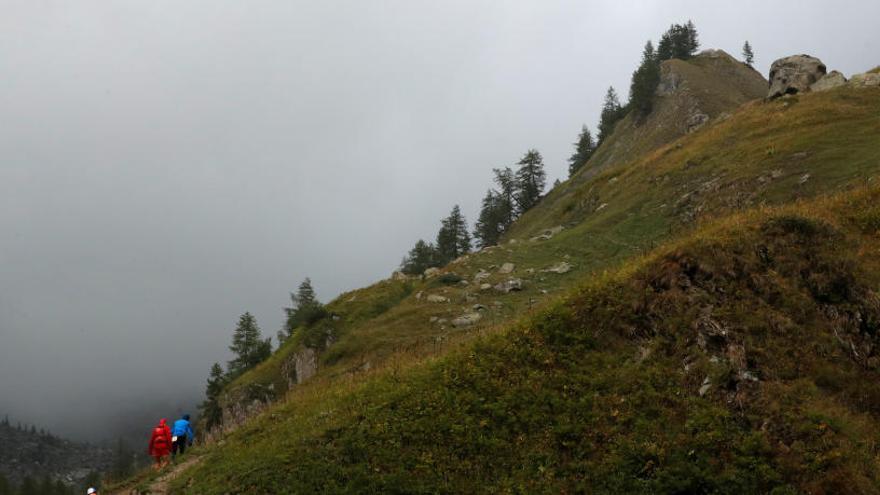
[
  {"x1": 494, "y1": 278, "x2": 523, "y2": 293},
  {"x1": 426, "y1": 294, "x2": 449, "y2": 303},
  {"x1": 810, "y1": 70, "x2": 847, "y2": 92},
  {"x1": 767, "y1": 54, "x2": 826, "y2": 99},
  {"x1": 498, "y1": 262, "x2": 515, "y2": 274},
  {"x1": 849, "y1": 71, "x2": 880, "y2": 88}
]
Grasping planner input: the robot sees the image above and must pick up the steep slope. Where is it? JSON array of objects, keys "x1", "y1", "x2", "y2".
[
  {"x1": 210, "y1": 81, "x2": 879, "y2": 442},
  {"x1": 178, "y1": 187, "x2": 880, "y2": 494},
  {"x1": 142, "y1": 68, "x2": 879, "y2": 493},
  {"x1": 507, "y1": 49, "x2": 766, "y2": 239}
]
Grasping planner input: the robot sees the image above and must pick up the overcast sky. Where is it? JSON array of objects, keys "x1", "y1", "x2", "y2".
[{"x1": 1, "y1": 0, "x2": 877, "y2": 441}]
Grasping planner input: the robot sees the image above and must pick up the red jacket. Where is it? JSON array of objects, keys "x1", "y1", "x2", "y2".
[{"x1": 148, "y1": 418, "x2": 173, "y2": 457}]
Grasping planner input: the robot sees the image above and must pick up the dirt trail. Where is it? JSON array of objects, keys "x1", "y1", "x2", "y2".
[{"x1": 111, "y1": 456, "x2": 201, "y2": 495}]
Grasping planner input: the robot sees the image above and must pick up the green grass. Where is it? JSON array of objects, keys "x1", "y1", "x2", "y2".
[
  {"x1": 152, "y1": 71, "x2": 880, "y2": 493},
  {"x1": 175, "y1": 188, "x2": 880, "y2": 493}
]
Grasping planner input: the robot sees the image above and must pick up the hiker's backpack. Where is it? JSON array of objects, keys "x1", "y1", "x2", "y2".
[{"x1": 153, "y1": 427, "x2": 168, "y2": 445}]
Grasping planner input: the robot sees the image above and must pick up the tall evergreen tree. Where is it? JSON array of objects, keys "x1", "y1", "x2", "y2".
[
  {"x1": 742, "y1": 40, "x2": 755, "y2": 67},
  {"x1": 514, "y1": 149, "x2": 547, "y2": 213},
  {"x1": 401, "y1": 239, "x2": 440, "y2": 275},
  {"x1": 436, "y1": 205, "x2": 471, "y2": 265},
  {"x1": 568, "y1": 125, "x2": 596, "y2": 177},
  {"x1": 597, "y1": 86, "x2": 626, "y2": 145},
  {"x1": 629, "y1": 40, "x2": 661, "y2": 116},
  {"x1": 227, "y1": 312, "x2": 272, "y2": 377},
  {"x1": 492, "y1": 167, "x2": 518, "y2": 230},
  {"x1": 473, "y1": 190, "x2": 504, "y2": 248},
  {"x1": 199, "y1": 362, "x2": 226, "y2": 429},
  {"x1": 283, "y1": 278, "x2": 326, "y2": 336}
]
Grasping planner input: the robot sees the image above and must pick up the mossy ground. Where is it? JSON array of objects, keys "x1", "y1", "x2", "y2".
[{"x1": 146, "y1": 82, "x2": 880, "y2": 493}]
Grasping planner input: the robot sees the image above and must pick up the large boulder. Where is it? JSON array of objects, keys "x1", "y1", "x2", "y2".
[
  {"x1": 810, "y1": 70, "x2": 847, "y2": 92},
  {"x1": 767, "y1": 55, "x2": 827, "y2": 99}
]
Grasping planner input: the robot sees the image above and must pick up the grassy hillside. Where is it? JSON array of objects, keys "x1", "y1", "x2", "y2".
[
  {"x1": 507, "y1": 50, "x2": 767, "y2": 239},
  {"x1": 140, "y1": 78, "x2": 880, "y2": 493},
  {"x1": 177, "y1": 186, "x2": 880, "y2": 494}
]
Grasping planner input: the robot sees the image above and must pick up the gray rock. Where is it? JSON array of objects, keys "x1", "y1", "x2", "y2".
[
  {"x1": 426, "y1": 294, "x2": 449, "y2": 303},
  {"x1": 479, "y1": 283, "x2": 492, "y2": 291},
  {"x1": 415, "y1": 291, "x2": 423, "y2": 300},
  {"x1": 452, "y1": 312, "x2": 483, "y2": 327},
  {"x1": 472, "y1": 304, "x2": 487, "y2": 311},
  {"x1": 423, "y1": 267, "x2": 441, "y2": 278},
  {"x1": 391, "y1": 271, "x2": 409, "y2": 281},
  {"x1": 849, "y1": 72, "x2": 880, "y2": 88},
  {"x1": 429, "y1": 316, "x2": 439, "y2": 323},
  {"x1": 498, "y1": 262, "x2": 516, "y2": 274},
  {"x1": 494, "y1": 278, "x2": 523, "y2": 293},
  {"x1": 543, "y1": 261, "x2": 573, "y2": 274},
  {"x1": 768, "y1": 54, "x2": 827, "y2": 99},
  {"x1": 699, "y1": 377, "x2": 712, "y2": 397},
  {"x1": 810, "y1": 70, "x2": 847, "y2": 92},
  {"x1": 474, "y1": 270, "x2": 491, "y2": 281},
  {"x1": 686, "y1": 112, "x2": 710, "y2": 133}
]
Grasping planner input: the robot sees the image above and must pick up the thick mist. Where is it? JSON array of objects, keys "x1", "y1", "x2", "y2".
[{"x1": 1, "y1": 0, "x2": 878, "y2": 442}]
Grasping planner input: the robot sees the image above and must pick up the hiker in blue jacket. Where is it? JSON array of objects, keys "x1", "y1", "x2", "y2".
[{"x1": 170, "y1": 414, "x2": 195, "y2": 459}]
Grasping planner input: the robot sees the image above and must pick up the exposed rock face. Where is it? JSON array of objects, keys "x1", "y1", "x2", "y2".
[
  {"x1": 810, "y1": 70, "x2": 847, "y2": 92},
  {"x1": 767, "y1": 54, "x2": 827, "y2": 99},
  {"x1": 494, "y1": 278, "x2": 523, "y2": 293},
  {"x1": 391, "y1": 271, "x2": 409, "y2": 281},
  {"x1": 294, "y1": 347, "x2": 318, "y2": 384},
  {"x1": 423, "y1": 267, "x2": 441, "y2": 278}
]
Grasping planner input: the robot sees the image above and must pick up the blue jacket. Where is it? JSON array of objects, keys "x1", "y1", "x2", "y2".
[{"x1": 171, "y1": 419, "x2": 194, "y2": 441}]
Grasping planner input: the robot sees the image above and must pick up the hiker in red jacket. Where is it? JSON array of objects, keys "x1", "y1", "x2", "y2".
[{"x1": 148, "y1": 418, "x2": 173, "y2": 470}]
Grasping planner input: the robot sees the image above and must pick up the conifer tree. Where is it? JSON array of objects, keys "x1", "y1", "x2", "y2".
[
  {"x1": 492, "y1": 167, "x2": 518, "y2": 230},
  {"x1": 436, "y1": 205, "x2": 471, "y2": 265},
  {"x1": 657, "y1": 21, "x2": 700, "y2": 61},
  {"x1": 629, "y1": 40, "x2": 661, "y2": 116},
  {"x1": 742, "y1": 40, "x2": 755, "y2": 67},
  {"x1": 473, "y1": 190, "x2": 504, "y2": 248},
  {"x1": 597, "y1": 87, "x2": 625, "y2": 144},
  {"x1": 568, "y1": 125, "x2": 596, "y2": 177},
  {"x1": 283, "y1": 278, "x2": 326, "y2": 335},
  {"x1": 401, "y1": 239, "x2": 440, "y2": 274},
  {"x1": 514, "y1": 149, "x2": 546, "y2": 213},
  {"x1": 227, "y1": 312, "x2": 272, "y2": 377},
  {"x1": 200, "y1": 362, "x2": 227, "y2": 429}
]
